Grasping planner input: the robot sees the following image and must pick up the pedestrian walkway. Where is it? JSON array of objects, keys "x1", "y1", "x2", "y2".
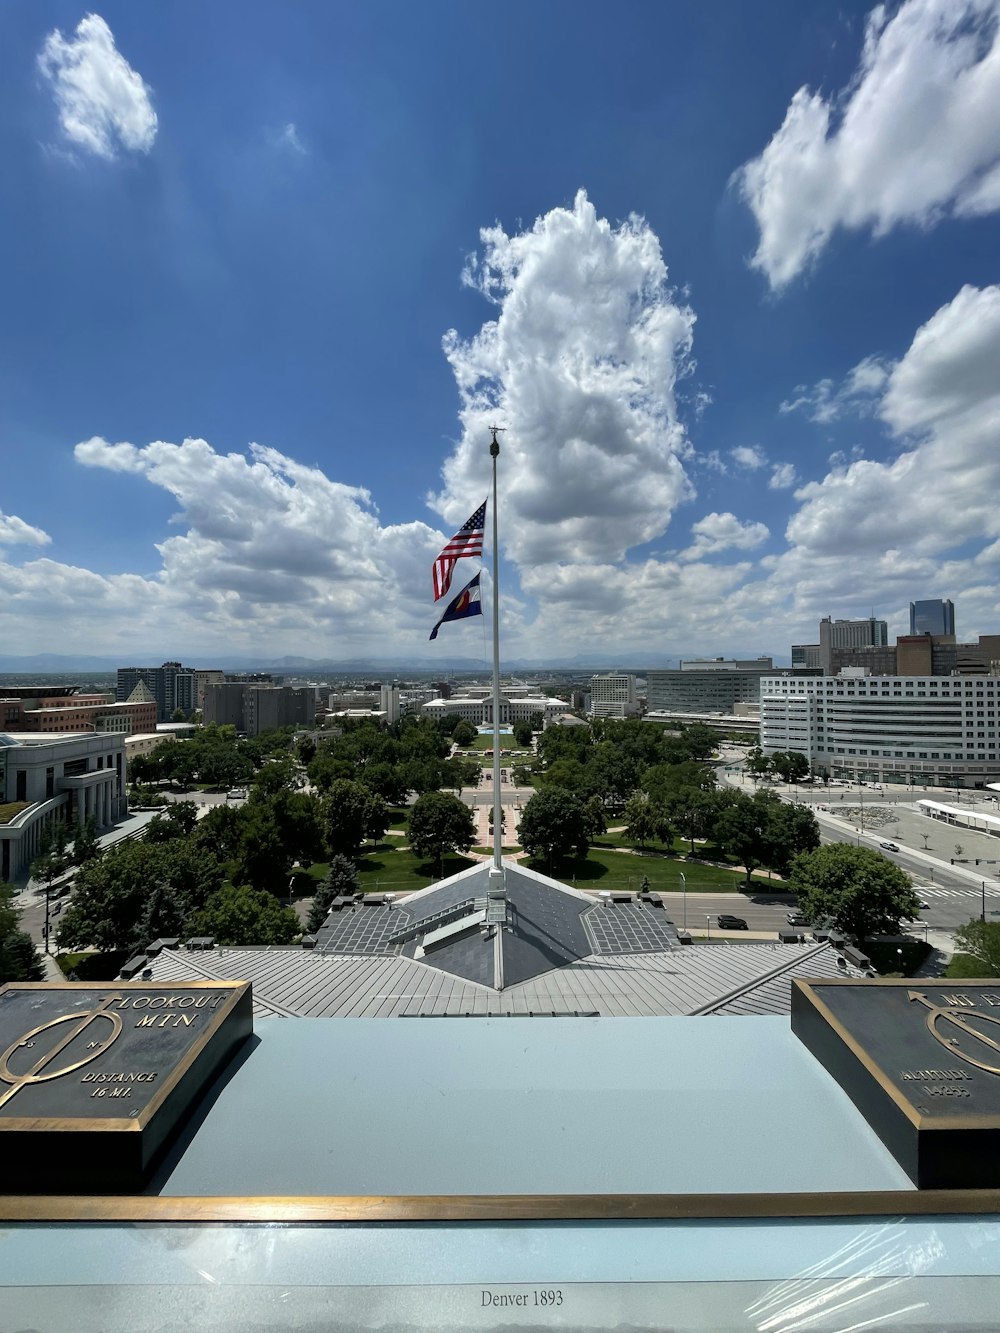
[{"x1": 920, "y1": 885, "x2": 986, "y2": 900}]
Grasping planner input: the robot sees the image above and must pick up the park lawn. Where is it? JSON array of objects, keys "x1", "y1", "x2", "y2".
[
  {"x1": 353, "y1": 844, "x2": 478, "y2": 893},
  {"x1": 57, "y1": 950, "x2": 129, "y2": 980},
  {"x1": 472, "y1": 845, "x2": 521, "y2": 855},
  {"x1": 468, "y1": 735, "x2": 521, "y2": 753},
  {"x1": 387, "y1": 806, "x2": 409, "y2": 827},
  {"x1": 528, "y1": 845, "x2": 784, "y2": 893},
  {"x1": 946, "y1": 952, "x2": 997, "y2": 978}
]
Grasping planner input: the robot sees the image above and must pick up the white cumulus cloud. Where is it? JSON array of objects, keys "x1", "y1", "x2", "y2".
[
  {"x1": 768, "y1": 463, "x2": 798, "y2": 490},
  {"x1": 435, "y1": 190, "x2": 697, "y2": 568},
  {"x1": 780, "y1": 355, "x2": 892, "y2": 423},
  {"x1": 782, "y1": 283, "x2": 1000, "y2": 573},
  {"x1": 736, "y1": 0, "x2": 1000, "y2": 290},
  {"x1": 682, "y1": 512, "x2": 769, "y2": 560},
  {"x1": 38, "y1": 13, "x2": 157, "y2": 159},
  {"x1": 731, "y1": 445, "x2": 767, "y2": 470},
  {"x1": 0, "y1": 512, "x2": 51, "y2": 547}
]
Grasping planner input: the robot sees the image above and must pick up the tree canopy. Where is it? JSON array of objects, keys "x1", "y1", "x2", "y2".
[
  {"x1": 790, "y1": 844, "x2": 921, "y2": 948},
  {"x1": 952, "y1": 920, "x2": 1000, "y2": 977},
  {"x1": 306, "y1": 855, "x2": 360, "y2": 934},
  {"x1": 0, "y1": 881, "x2": 44, "y2": 983},
  {"x1": 407, "y1": 792, "x2": 476, "y2": 872},
  {"x1": 713, "y1": 789, "x2": 819, "y2": 888},
  {"x1": 56, "y1": 840, "x2": 225, "y2": 955},
  {"x1": 193, "y1": 883, "x2": 299, "y2": 946},
  {"x1": 518, "y1": 787, "x2": 590, "y2": 869}
]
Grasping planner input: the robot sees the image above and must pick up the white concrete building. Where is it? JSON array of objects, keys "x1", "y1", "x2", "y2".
[
  {"x1": 422, "y1": 688, "x2": 565, "y2": 727},
  {"x1": 760, "y1": 674, "x2": 1000, "y2": 787},
  {"x1": 588, "y1": 673, "x2": 638, "y2": 719},
  {"x1": 0, "y1": 731, "x2": 127, "y2": 879}
]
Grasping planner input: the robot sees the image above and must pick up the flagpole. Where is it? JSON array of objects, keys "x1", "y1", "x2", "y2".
[{"x1": 489, "y1": 427, "x2": 504, "y2": 876}]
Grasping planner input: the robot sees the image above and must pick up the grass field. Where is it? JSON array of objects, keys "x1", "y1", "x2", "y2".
[
  {"x1": 946, "y1": 952, "x2": 996, "y2": 978},
  {"x1": 466, "y1": 735, "x2": 525, "y2": 753},
  {"x1": 529, "y1": 841, "x2": 788, "y2": 894},
  {"x1": 292, "y1": 843, "x2": 479, "y2": 897}
]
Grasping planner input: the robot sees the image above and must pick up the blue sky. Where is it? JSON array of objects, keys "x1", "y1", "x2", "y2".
[{"x1": 2, "y1": 0, "x2": 1000, "y2": 665}]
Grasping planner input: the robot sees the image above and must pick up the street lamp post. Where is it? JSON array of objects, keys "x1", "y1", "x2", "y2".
[
  {"x1": 983, "y1": 880, "x2": 987, "y2": 924},
  {"x1": 706, "y1": 914, "x2": 711, "y2": 939},
  {"x1": 680, "y1": 871, "x2": 687, "y2": 931}
]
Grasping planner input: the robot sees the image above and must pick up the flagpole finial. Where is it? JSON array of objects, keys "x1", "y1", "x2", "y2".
[{"x1": 489, "y1": 425, "x2": 505, "y2": 458}]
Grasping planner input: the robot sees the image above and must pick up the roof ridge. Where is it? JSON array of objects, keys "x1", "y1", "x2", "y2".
[{"x1": 693, "y1": 941, "x2": 833, "y2": 1015}]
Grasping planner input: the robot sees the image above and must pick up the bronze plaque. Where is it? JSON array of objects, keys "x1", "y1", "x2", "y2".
[
  {"x1": 792, "y1": 978, "x2": 1000, "y2": 1189},
  {"x1": 0, "y1": 981, "x2": 252, "y2": 1193}
]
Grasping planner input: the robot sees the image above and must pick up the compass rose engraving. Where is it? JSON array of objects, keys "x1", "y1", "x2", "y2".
[
  {"x1": 909, "y1": 990, "x2": 1000, "y2": 1077},
  {"x1": 0, "y1": 993, "x2": 123, "y2": 1110}
]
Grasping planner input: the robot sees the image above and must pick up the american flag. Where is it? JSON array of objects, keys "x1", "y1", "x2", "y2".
[{"x1": 432, "y1": 499, "x2": 486, "y2": 601}]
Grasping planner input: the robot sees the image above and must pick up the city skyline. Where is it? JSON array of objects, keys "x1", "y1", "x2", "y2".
[{"x1": 3, "y1": 2, "x2": 1000, "y2": 663}]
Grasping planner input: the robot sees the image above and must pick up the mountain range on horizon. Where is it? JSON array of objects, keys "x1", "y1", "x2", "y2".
[{"x1": 0, "y1": 651, "x2": 791, "y2": 676}]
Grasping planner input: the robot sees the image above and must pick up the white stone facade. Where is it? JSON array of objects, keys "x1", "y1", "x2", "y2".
[{"x1": 0, "y1": 732, "x2": 127, "y2": 879}]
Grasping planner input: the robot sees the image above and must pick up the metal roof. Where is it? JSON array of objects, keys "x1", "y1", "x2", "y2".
[{"x1": 145, "y1": 939, "x2": 846, "y2": 1018}]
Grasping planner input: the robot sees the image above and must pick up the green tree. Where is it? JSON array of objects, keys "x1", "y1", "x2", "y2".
[
  {"x1": 766, "y1": 801, "x2": 821, "y2": 874},
  {"x1": 324, "y1": 780, "x2": 377, "y2": 860},
  {"x1": 952, "y1": 920, "x2": 1000, "y2": 977},
  {"x1": 443, "y1": 756, "x2": 481, "y2": 798},
  {"x1": 135, "y1": 879, "x2": 190, "y2": 948},
  {"x1": 623, "y1": 794, "x2": 659, "y2": 849},
  {"x1": 72, "y1": 815, "x2": 102, "y2": 866},
  {"x1": 192, "y1": 802, "x2": 249, "y2": 861},
  {"x1": 365, "y1": 792, "x2": 390, "y2": 847},
  {"x1": 663, "y1": 786, "x2": 717, "y2": 855},
  {"x1": 770, "y1": 750, "x2": 811, "y2": 783},
  {"x1": 170, "y1": 707, "x2": 187, "y2": 723},
  {"x1": 452, "y1": 720, "x2": 478, "y2": 747},
  {"x1": 529, "y1": 711, "x2": 544, "y2": 732},
  {"x1": 237, "y1": 790, "x2": 324, "y2": 893},
  {"x1": 144, "y1": 801, "x2": 200, "y2": 842},
  {"x1": 512, "y1": 763, "x2": 533, "y2": 787},
  {"x1": 790, "y1": 844, "x2": 921, "y2": 950},
  {"x1": 297, "y1": 735, "x2": 317, "y2": 766},
  {"x1": 56, "y1": 841, "x2": 223, "y2": 955},
  {"x1": 583, "y1": 794, "x2": 607, "y2": 840},
  {"x1": 712, "y1": 789, "x2": 813, "y2": 889},
  {"x1": 541, "y1": 756, "x2": 589, "y2": 796},
  {"x1": 588, "y1": 742, "x2": 640, "y2": 811},
  {"x1": 680, "y1": 722, "x2": 717, "y2": 761},
  {"x1": 744, "y1": 746, "x2": 771, "y2": 780},
  {"x1": 359, "y1": 761, "x2": 408, "y2": 806},
  {"x1": 249, "y1": 758, "x2": 299, "y2": 799},
  {"x1": 0, "y1": 882, "x2": 44, "y2": 983},
  {"x1": 306, "y1": 855, "x2": 361, "y2": 933},
  {"x1": 407, "y1": 791, "x2": 476, "y2": 873},
  {"x1": 513, "y1": 720, "x2": 534, "y2": 748},
  {"x1": 518, "y1": 787, "x2": 590, "y2": 870},
  {"x1": 194, "y1": 883, "x2": 299, "y2": 946}
]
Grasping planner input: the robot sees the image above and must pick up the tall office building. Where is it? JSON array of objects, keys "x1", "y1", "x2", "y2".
[
  {"x1": 116, "y1": 662, "x2": 196, "y2": 722},
  {"x1": 910, "y1": 599, "x2": 955, "y2": 637},
  {"x1": 588, "y1": 673, "x2": 638, "y2": 718},
  {"x1": 818, "y1": 616, "x2": 888, "y2": 674}
]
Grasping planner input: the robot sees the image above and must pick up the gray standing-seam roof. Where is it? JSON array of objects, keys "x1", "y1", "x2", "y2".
[{"x1": 144, "y1": 939, "x2": 846, "y2": 1018}]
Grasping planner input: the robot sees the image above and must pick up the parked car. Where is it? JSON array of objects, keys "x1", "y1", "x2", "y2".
[
  {"x1": 786, "y1": 910, "x2": 808, "y2": 926},
  {"x1": 717, "y1": 914, "x2": 748, "y2": 930},
  {"x1": 879, "y1": 841, "x2": 900, "y2": 852}
]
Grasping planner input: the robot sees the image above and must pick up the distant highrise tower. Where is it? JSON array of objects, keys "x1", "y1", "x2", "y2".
[
  {"x1": 910, "y1": 599, "x2": 955, "y2": 637},
  {"x1": 818, "y1": 616, "x2": 888, "y2": 674}
]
